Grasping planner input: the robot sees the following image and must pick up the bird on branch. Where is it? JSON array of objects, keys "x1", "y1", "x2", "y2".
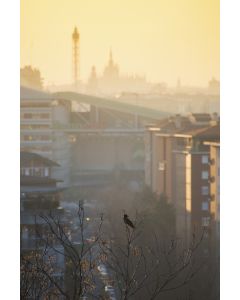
[{"x1": 123, "y1": 214, "x2": 135, "y2": 229}]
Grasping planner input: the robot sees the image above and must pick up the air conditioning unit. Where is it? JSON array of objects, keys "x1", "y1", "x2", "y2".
[
  {"x1": 208, "y1": 158, "x2": 215, "y2": 166},
  {"x1": 208, "y1": 176, "x2": 215, "y2": 183},
  {"x1": 208, "y1": 194, "x2": 215, "y2": 201}
]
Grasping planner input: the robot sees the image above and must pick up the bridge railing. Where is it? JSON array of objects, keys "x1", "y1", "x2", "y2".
[{"x1": 51, "y1": 122, "x2": 144, "y2": 132}]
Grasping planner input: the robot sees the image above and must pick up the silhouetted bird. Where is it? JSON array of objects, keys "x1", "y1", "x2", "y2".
[{"x1": 123, "y1": 214, "x2": 135, "y2": 229}]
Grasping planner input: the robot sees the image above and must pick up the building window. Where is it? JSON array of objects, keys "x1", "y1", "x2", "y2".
[
  {"x1": 33, "y1": 168, "x2": 41, "y2": 177},
  {"x1": 201, "y1": 171, "x2": 209, "y2": 180},
  {"x1": 158, "y1": 162, "x2": 165, "y2": 171},
  {"x1": 25, "y1": 168, "x2": 30, "y2": 176},
  {"x1": 44, "y1": 168, "x2": 49, "y2": 177},
  {"x1": 177, "y1": 139, "x2": 185, "y2": 147},
  {"x1": 23, "y1": 135, "x2": 33, "y2": 141},
  {"x1": 203, "y1": 231, "x2": 209, "y2": 239},
  {"x1": 201, "y1": 155, "x2": 208, "y2": 164},
  {"x1": 201, "y1": 186, "x2": 209, "y2": 195},
  {"x1": 40, "y1": 113, "x2": 50, "y2": 119},
  {"x1": 23, "y1": 113, "x2": 32, "y2": 119},
  {"x1": 202, "y1": 217, "x2": 210, "y2": 227},
  {"x1": 202, "y1": 202, "x2": 209, "y2": 211}
]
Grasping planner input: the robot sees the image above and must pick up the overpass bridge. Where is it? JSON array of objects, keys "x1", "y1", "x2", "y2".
[
  {"x1": 51, "y1": 126, "x2": 144, "y2": 136},
  {"x1": 54, "y1": 92, "x2": 170, "y2": 119},
  {"x1": 21, "y1": 87, "x2": 170, "y2": 188},
  {"x1": 53, "y1": 91, "x2": 170, "y2": 131},
  {"x1": 52, "y1": 92, "x2": 170, "y2": 188}
]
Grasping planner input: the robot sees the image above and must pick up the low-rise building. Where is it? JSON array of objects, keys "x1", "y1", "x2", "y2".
[
  {"x1": 20, "y1": 86, "x2": 72, "y2": 187},
  {"x1": 20, "y1": 151, "x2": 64, "y2": 247},
  {"x1": 20, "y1": 152, "x2": 66, "y2": 297}
]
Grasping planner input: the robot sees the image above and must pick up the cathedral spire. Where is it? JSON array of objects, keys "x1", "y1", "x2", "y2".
[{"x1": 109, "y1": 47, "x2": 113, "y2": 65}]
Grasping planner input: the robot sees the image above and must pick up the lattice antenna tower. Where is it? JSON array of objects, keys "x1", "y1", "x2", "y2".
[{"x1": 72, "y1": 27, "x2": 80, "y2": 85}]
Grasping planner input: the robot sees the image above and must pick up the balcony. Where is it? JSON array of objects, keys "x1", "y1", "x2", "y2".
[
  {"x1": 21, "y1": 107, "x2": 52, "y2": 113},
  {"x1": 21, "y1": 119, "x2": 52, "y2": 125},
  {"x1": 21, "y1": 140, "x2": 53, "y2": 146},
  {"x1": 208, "y1": 194, "x2": 215, "y2": 202}
]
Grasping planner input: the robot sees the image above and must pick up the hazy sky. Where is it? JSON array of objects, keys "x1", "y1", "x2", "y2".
[{"x1": 21, "y1": 0, "x2": 219, "y2": 87}]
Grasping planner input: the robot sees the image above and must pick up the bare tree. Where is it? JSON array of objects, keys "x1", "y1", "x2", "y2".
[
  {"x1": 21, "y1": 203, "x2": 104, "y2": 299},
  {"x1": 99, "y1": 216, "x2": 205, "y2": 300},
  {"x1": 21, "y1": 205, "x2": 204, "y2": 300}
]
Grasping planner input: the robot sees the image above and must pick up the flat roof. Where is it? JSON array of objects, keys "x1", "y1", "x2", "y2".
[
  {"x1": 20, "y1": 86, "x2": 52, "y2": 100},
  {"x1": 54, "y1": 91, "x2": 170, "y2": 120}
]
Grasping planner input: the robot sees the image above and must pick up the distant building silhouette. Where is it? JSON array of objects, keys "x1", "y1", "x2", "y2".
[
  {"x1": 87, "y1": 49, "x2": 149, "y2": 95},
  {"x1": 208, "y1": 77, "x2": 220, "y2": 95},
  {"x1": 20, "y1": 65, "x2": 43, "y2": 90},
  {"x1": 46, "y1": 27, "x2": 220, "y2": 103},
  {"x1": 87, "y1": 65, "x2": 98, "y2": 94},
  {"x1": 103, "y1": 49, "x2": 119, "y2": 81}
]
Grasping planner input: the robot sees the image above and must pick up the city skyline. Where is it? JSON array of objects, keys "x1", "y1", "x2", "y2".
[{"x1": 21, "y1": 0, "x2": 219, "y2": 87}]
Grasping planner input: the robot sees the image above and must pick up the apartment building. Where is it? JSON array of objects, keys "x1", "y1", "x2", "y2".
[
  {"x1": 145, "y1": 114, "x2": 216, "y2": 196},
  {"x1": 20, "y1": 86, "x2": 72, "y2": 187},
  {"x1": 144, "y1": 114, "x2": 219, "y2": 245},
  {"x1": 204, "y1": 140, "x2": 220, "y2": 257},
  {"x1": 20, "y1": 152, "x2": 66, "y2": 297},
  {"x1": 20, "y1": 152, "x2": 64, "y2": 245},
  {"x1": 173, "y1": 125, "x2": 219, "y2": 246}
]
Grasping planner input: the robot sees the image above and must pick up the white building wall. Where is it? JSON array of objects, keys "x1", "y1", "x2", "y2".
[{"x1": 20, "y1": 96, "x2": 72, "y2": 188}]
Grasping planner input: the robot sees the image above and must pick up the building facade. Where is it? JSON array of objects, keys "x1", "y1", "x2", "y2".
[
  {"x1": 204, "y1": 141, "x2": 220, "y2": 257},
  {"x1": 20, "y1": 152, "x2": 66, "y2": 298},
  {"x1": 144, "y1": 115, "x2": 220, "y2": 246},
  {"x1": 20, "y1": 86, "x2": 72, "y2": 187}
]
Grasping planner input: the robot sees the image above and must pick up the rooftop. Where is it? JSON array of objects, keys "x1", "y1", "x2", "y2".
[
  {"x1": 185, "y1": 124, "x2": 219, "y2": 138},
  {"x1": 175, "y1": 124, "x2": 220, "y2": 140},
  {"x1": 190, "y1": 113, "x2": 213, "y2": 122},
  {"x1": 20, "y1": 86, "x2": 52, "y2": 100},
  {"x1": 20, "y1": 151, "x2": 60, "y2": 167}
]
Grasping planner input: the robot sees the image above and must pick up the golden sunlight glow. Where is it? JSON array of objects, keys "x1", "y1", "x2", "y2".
[{"x1": 21, "y1": 0, "x2": 219, "y2": 86}]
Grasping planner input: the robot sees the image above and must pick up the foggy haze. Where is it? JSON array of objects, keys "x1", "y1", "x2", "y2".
[
  {"x1": 20, "y1": 1, "x2": 220, "y2": 299},
  {"x1": 21, "y1": 0, "x2": 219, "y2": 87}
]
